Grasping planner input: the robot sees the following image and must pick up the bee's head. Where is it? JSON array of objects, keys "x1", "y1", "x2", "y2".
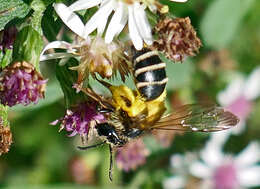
[{"x1": 95, "y1": 123, "x2": 125, "y2": 146}]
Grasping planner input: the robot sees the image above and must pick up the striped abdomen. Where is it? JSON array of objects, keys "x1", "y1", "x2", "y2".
[{"x1": 133, "y1": 49, "x2": 168, "y2": 101}]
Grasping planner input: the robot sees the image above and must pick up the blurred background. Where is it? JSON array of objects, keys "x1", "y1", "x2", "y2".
[{"x1": 1, "y1": 0, "x2": 260, "y2": 188}]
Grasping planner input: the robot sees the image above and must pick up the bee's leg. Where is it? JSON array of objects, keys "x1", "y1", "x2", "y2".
[
  {"x1": 77, "y1": 142, "x2": 105, "y2": 150},
  {"x1": 94, "y1": 76, "x2": 112, "y2": 89},
  {"x1": 109, "y1": 144, "x2": 113, "y2": 182}
]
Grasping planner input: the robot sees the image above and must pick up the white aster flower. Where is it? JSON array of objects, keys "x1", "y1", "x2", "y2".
[
  {"x1": 40, "y1": 4, "x2": 129, "y2": 84},
  {"x1": 63, "y1": 0, "x2": 188, "y2": 50},
  {"x1": 163, "y1": 153, "x2": 197, "y2": 189},
  {"x1": 190, "y1": 135, "x2": 260, "y2": 189},
  {"x1": 217, "y1": 67, "x2": 260, "y2": 134}
]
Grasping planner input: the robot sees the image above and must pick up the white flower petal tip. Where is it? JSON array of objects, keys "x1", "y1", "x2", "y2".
[
  {"x1": 128, "y1": 6, "x2": 143, "y2": 50},
  {"x1": 54, "y1": 3, "x2": 85, "y2": 39},
  {"x1": 105, "y1": 2, "x2": 127, "y2": 44},
  {"x1": 170, "y1": 0, "x2": 188, "y2": 2},
  {"x1": 40, "y1": 41, "x2": 74, "y2": 61},
  {"x1": 235, "y1": 141, "x2": 260, "y2": 168},
  {"x1": 68, "y1": 0, "x2": 102, "y2": 12},
  {"x1": 163, "y1": 176, "x2": 186, "y2": 189},
  {"x1": 208, "y1": 131, "x2": 230, "y2": 147},
  {"x1": 83, "y1": 0, "x2": 117, "y2": 38},
  {"x1": 244, "y1": 66, "x2": 260, "y2": 100},
  {"x1": 133, "y1": 3, "x2": 153, "y2": 46},
  {"x1": 200, "y1": 136, "x2": 225, "y2": 168},
  {"x1": 217, "y1": 76, "x2": 245, "y2": 106},
  {"x1": 40, "y1": 53, "x2": 75, "y2": 62},
  {"x1": 238, "y1": 166, "x2": 260, "y2": 187},
  {"x1": 189, "y1": 161, "x2": 211, "y2": 178}
]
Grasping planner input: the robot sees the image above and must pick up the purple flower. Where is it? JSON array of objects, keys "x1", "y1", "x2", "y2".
[
  {"x1": 0, "y1": 26, "x2": 17, "y2": 52},
  {"x1": 0, "y1": 61, "x2": 47, "y2": 107},
  {"x1": 190, "y1": 136, "x2": 260, "y2": 189},
  {"x1": 116, "y1": 138, "x2": 149, "y2": 172},
  {"x1": 213, "y1": 163, "x2": 238, "y2": 189},
  {"x1": 51, "y1": 102, "x2": 106, "y2": 138}
]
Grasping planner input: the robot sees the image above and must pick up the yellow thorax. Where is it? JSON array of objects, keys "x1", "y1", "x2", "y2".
[{"x1": 109, "y1": 85, "x2": 166, "y2": 118}]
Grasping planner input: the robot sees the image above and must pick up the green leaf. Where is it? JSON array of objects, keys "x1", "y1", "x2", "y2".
[
  {"x1": 0, "y1": 0, "x2": 30, "y2": 30},
  {"x1": 0, "y1": 104, "x2": 9, "y2": 127},
  {"x1": 200, "y1": 0, "x2": 255, "y2": 49},
  {"x1": 55, "y1": 60, "x2": 87, "y2": 108},
  {"x1": 41, "y1": 5, "x2": 61, "y2": 42},
  {"x1": 0, "y1": 48, "x2": 12, "y2": 68},
  {"x1": 30, "y1": 0, "x2": 55, "y2": 34},
  {"x1": 12, "y1": 25, "x2": 43, "y2": 70}
]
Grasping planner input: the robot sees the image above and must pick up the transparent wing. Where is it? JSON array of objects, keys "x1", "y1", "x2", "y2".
[{"x1": 151, "y1": 104, "x2": 239, "y2": 132}]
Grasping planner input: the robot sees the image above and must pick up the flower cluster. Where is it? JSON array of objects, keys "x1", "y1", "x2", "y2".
[
  {"x1": 190, "y1": 135, "x2": 260, "y2": 189},
  {"x1": 163, "y1": 132, "x2": 260, "y2": 189},
  {"x1": 40, "y1": 0, "x2": 197, "y2": 88},
  {"x1": 0, "y1": 61, "x2": 47, "y2": 107},
  {"x1": 60, "y1": 0, "x2": 187, "y2": 50},
  {"x1": 51, "y1": 102, "x2": 106, "y2": 139},
  {"x1": 40, "y1": 18, "x2": 130, "y2": 87},
  {"x1": 154, "y1": 17, "x2": 202, "y2": 62},
  {"x1": 217, "y1": 66, "x2": 260, "y2": 134},
  {"x1": 116, "y1": 138, "x2": 149, "y2": 172}
]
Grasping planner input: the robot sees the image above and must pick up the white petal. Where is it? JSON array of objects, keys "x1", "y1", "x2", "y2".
[
  {"x1": 133, "y1": 3, "x2": 153, "y2": 45},
  {"x1": 200, "y1": 137, "x2": 224, "y2": 168},
  {"x1": 97, "y1": 0, "x2": 115, "y2": 34},
  {"x1": 128, "y1": 5, "x2": 143, "y2": 50},
  {"x1": 244, "y1": 66, "x2": 260, "y2": 100},
  {"x1": 235, "y1": 141, "x2": 260, "y2": 168},
  {"x1": 115, "y1": 5, "x2": 128, "y2": 35},
  {"x1": 40, "y1": 52, "x2": 75, "y2": 61},
  {"x1": 170, "y1": 154, "x2": 184, "y2": 169},
  {"x1": 237, "y1": 166, "x2": 260, "y2": 187},
  {"x1": 83, "y1": 0, "x2": 114, "y2": 38},
  {"x1": 69, "y1": 0, "x2": 102, "y2": 12},
  {"x1": 54, "y1": 3, "x2": 85, "y2": 38},
  {"x1": 163, "y1": 176, "x2": 186, "y2": 189},
  {"x1": 230, "y1": 120, "x2": 246, "y2": 135},
  {"x1": 40, "y1": 41, "x2": 74, "y2": 60},
  {"x1": 170, "y1": 0, "x2": 188, "y2": 2},
  {"x1": 209, "y1": 131, "x2": 230, "y2": 147},
  {"x1": 189, "y1": 161, "x2": 212, "y2": 179},
  {"x1": 217, "y1": 76, "x2": 245, "y2": 106},
  {"x1": 105, "y1": 2, "x2": 127, "y2": 43}
]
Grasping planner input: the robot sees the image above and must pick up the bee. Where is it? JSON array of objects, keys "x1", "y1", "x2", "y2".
[{"x1": 78, "y1": 80, "x2": 239, "y2": 181}]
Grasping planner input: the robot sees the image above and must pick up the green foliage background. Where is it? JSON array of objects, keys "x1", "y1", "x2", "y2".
[{"x1": 1, "y1": 0, "x2": 260, "y2": 188}]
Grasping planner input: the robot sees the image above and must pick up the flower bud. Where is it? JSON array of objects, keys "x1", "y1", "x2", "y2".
[
  {"x1": 0, "y1": 61, "x2": 47, "y2": 106},
  {"x1": 71, "y1": 36, "x2": 130, "y2": 86},
  {"x1": 51, "y1": 102, "x2": 106, "y2": 140},
  {"x1": 116, "y1": 139, "x2": 149, "y2": 172},
  {"x1": 0, "y1": 118, "x2": 12, "y2": 155},
  {"x1": 154, "y1": 17, "x2": 202, "y2": 62}
]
